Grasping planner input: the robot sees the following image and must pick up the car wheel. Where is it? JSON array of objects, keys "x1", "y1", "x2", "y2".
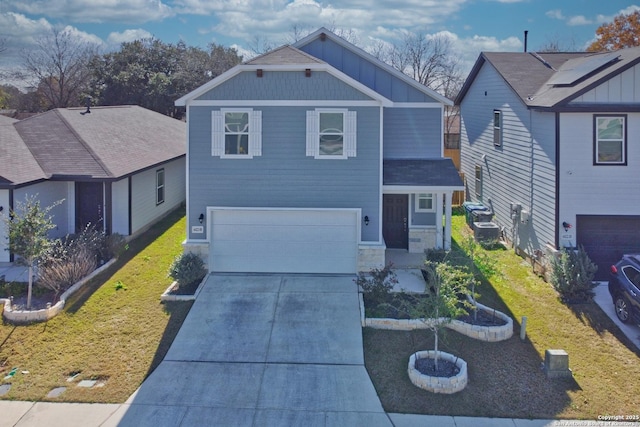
[{"x1": 614, "y1": 296, "x2": 631, "y2": 323}]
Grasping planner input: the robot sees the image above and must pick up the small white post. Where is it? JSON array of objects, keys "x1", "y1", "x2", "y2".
[{"x1": 520, "y1": 316, "x2": 527, "y2": 340}]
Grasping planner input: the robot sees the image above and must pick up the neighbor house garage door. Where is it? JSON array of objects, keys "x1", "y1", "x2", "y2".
[
  {"x1": 577, "y1": 215, "x2": 640, "y2": 281},
  {"x1": 209, "y1": 208, "x2": 358, "y2": 274}
]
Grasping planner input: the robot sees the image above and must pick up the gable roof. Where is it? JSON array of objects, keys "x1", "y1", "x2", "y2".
[
  {"x1": 4, "y1": 105, "x2": 185, "y2": 186},
  {"x1": 175, "y1": 42, "x2": 392, "y2": 107},
  {"x1": 294, "y1": 28, "x2": 453, "y2": 106},
  {"x1": 245, "y1": 45, "x2": 325, "y2": 66},
  {"x1": 456, "y1": 47, "x2": 640, "y2": 111}
]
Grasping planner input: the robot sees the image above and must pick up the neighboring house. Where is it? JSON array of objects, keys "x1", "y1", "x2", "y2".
[
  {"x1": 456, "y1": 47, "x2": 640, "y2": 279},
  {"x1": 175, "y1": 28, "x2": 463, "y2": 274},
  {"x1": 0, "y1": 105, "x2": 186, "y2": 264}
]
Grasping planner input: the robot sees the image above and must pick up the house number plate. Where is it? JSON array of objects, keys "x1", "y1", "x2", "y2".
[{"x1": 191, "y1": 226, "x2": 204, "y2": 234}]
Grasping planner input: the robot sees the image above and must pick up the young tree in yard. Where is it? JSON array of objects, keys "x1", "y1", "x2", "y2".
[
  {"x1": 1, "y1": 196, "x2": 62, "y2": 309},
  {"x1": 587, "y1": 10, "x2": 640, "y2": 52},
  {"x1": 412, "y1": 262, "x2": 471, "y2": 369}
]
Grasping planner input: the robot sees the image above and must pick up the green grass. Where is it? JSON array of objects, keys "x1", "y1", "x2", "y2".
[
  {"x1": 364, "y1": 210, "x2": 640, "y2": 420},
  {"x1": 0, "y1": 208, "x2": 192, "y2": 403}
]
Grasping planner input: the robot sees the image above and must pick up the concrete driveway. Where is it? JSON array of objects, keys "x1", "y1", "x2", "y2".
[{"x1": 115, "y1": 274, "x2": 391, "y2": 427}]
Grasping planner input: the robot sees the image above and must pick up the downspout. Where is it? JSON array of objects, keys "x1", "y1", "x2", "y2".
[
  {"x1": 554, "y1": 112, "x2": 560, "y2": 249},
  {"x1": 8, "y1": 189, "x2": 14, "y2": 263}
]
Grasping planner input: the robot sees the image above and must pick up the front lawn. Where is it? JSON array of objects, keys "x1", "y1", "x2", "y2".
[
  {"x1": 363, "y1": 210, "x2": 640, "y2": 419},
  {"x1": 0, "y1": 208, "x2": 192, "y2": 403}
]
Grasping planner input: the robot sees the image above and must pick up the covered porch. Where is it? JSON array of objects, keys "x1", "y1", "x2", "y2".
[{"x1": 382, "y1": 159, "x2": 464, "y2": 257}]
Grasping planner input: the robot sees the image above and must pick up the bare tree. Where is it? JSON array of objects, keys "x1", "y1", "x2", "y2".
[
  {"x1": 22, "y1": 28, "x2": 98, "y2": 109},
  {"x1": 384, "y1": 32, "x2": 461, "y2": 95}
]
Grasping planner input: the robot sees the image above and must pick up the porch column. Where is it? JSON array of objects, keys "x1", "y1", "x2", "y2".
[
  {"x1": 435, "y1": 192, "x2": 443, "y2": 249},
  {"x1": 444, "y1": 191, "x2": 453, "y2": 250}
]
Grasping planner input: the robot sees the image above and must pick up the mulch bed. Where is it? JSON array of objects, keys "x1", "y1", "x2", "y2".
[{"x1": 414, "y1": 355, "x2": 460, "y2": 377}]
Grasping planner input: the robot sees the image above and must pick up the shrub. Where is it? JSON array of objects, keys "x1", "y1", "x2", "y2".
[
  {"x1": 103, "y1": 233, "x2": 127, "y2": 260},
  {"x1": 38, "y1": 244, "x2": 97, "y2": 296},
  {"x1": 168, "y1": 252, "x2": 206, "y2": 287},
  {"x1": 550, "y1": 245, "x2": 598, "y2": 302},
  {"x1": 355, "y1": 264, "x2": 398, "y2": 305}
]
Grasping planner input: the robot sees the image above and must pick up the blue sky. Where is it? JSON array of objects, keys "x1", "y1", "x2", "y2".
[{"x1": 0, "y1": 0, "x2": 638, "y2": 86}]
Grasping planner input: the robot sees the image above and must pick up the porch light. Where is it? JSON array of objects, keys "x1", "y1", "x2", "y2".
[
  {"x1": 364, "y1": 215, "x2": 370, "y2": 226},
  {"x1": 562, "y1": 221, "x2": 572, "y2": 232},
  {"x1": 199, "y1": 213, "x2": 204, "y2": 224}
]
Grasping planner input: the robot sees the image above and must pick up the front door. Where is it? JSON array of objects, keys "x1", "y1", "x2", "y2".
[
  {"x1": 383, "y1": 194, "x2": 408, "y2": 249},
  {"x1": 76, "y1": 182, "x2": 104, "y2": 233}
]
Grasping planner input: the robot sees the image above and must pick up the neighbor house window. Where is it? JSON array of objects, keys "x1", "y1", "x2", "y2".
[
  {"x1": 475, "y1": 164, "x2": 482, "y2": 199},
  {"x1": 156, "y1": 168, "x2": 165, "y2": 205},
  {"x1": 493, "y1": 110, "x2": 502, "y2": 147},
  {"x1": 306, "y1": 109, "x2": 357, "y2": 159},
  {"x1": 415, "y1": 193, "x2": 434, "y2": 212},
  {"x1": 211, "y1": 109, "x2": 262, "y2": 158},
  {"x1": 594, "y1": 115, "x2": 626, "y2": 165}
]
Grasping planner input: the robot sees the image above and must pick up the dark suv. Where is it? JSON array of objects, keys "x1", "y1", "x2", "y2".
[{"x1": 609, "y1": 254, "x2": 640, "y2": 325}]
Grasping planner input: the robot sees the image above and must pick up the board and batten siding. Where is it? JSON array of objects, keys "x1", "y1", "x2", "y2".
[
  {"x1": 111, "y1": 177, "x2": 129, "y2": 235},
  {"x1": 558, "y1": 112, "x2": 640, "y2": 248},
  {"x1": 0, "y1": 189, "x2": 9, "y2": 262},
  {"x1": 298, "y1": 38, "x2": 440, "y2": 103},
  {"x1": 570, "y1": 63, "x2": 640, "y2": 104},
  {"x1": 130, "y1": 158, "x2": 185, "y2": 235},
  {"x1": 196, "y1": 71, "x2": 374, "y2": 102},
  {"x1": 460, "y1": 61, "x2": 557, "y2": 254},
  {"x1": 383, "y1": 108, "x2": 443, "y2": 159},
  {"x1": 187, "y1": 105, "x2": 381, "y2": 242}
]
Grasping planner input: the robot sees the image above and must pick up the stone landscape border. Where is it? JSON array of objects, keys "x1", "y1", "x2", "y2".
[
  {"x1": 408, "y1": 350, "x2": 468, "y2": 394},
  {"x1": 160, "y1": 275, "x2": 208, "y2": 302},
  {"x1": 1, "y1": 259, "x2": 116, "y2": 324},
  {"x1": 359, "y1": 293, "x2": 513, "y2": 342}
]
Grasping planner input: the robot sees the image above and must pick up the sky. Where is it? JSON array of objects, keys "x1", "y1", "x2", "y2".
[{"x1": 0, "y1": 0, "x2": 639, "y2": 89}]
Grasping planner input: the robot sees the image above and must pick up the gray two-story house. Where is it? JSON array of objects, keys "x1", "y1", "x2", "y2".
[
  {"x1": 456, "y1": 47, "x2": 640, "y2": 279},
  {"x1": 176, "y1": 28, "x2": 463, "y2": 274}
]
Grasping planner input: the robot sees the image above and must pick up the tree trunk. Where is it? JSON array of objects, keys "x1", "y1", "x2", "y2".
[{"x1": 27, "y1": 265, "x2": 33, "y2": 310}]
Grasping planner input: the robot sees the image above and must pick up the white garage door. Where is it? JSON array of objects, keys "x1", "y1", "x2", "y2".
[{"x1": 209, "y1": 208, "x2": 359, "y2": 274}]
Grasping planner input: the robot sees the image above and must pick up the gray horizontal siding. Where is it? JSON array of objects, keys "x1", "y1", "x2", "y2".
[
  {"x1": 196, "y1": 71, "x2": 373, "y2": 101},
  {"x1": 299, "y1": 38, "x2": 439, "y2": 103},
  {"x1": 460, "y1": 62, "x2": 557, "y2": 254},
  {"x1": 383, "y1": 108, "x2": 442, "y2": 159},
  {"x1": 188, "y1": 105, "x2": 381, "y2": 242}
]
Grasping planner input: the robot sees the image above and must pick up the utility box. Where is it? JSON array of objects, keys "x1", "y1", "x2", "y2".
[
  {"x1": 543, "y1": 349, "x2": 572, "y2": 378},
  {"x1": 473, "y1": 222, "x2": 500, "y2": 242}
]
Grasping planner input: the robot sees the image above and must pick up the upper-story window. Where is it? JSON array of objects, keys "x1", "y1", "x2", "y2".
[
  {"x1": 156, "y1": 168, "x2": 165, "y2": 205},
  {"x1": 415, "y1": 193, "x2": 434, "y2": 213},
  {"x1": 493, "y1": 110, "x2": 502, "y2": 147},
  {"x1": 306, "y1": 109, "x2": 357, "y2": 159},
  {"x1": 594, "y1": 115, "x2": 626, "y2": 165},
  {"x1": 212, "y1": 109, "x2": 262, "y2": 159}
]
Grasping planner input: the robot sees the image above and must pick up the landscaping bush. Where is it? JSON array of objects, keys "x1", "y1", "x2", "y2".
[
  {"x1": 355, "y1": 264, "x2": 398, "y2": 306},
  {"x1": 550, "y1": 245, "x2": 598, "y2": 302},
  {"x1": 38, "y1": 244, "x2": 97, "y2": 297},
  {"x1": 103, "y1": 233, "x2": 127, "y2": 260},
  {"x1": 168, "y1": 252, "x2": 206, "y2": 288}
]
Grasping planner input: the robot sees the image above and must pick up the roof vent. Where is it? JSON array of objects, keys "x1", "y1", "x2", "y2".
[
  {"x1": 320, "y1": 32, "x2": 326, "y2": 41},
  {"x1": 80, "y1": 96, "x2": 92, "y2": 115}
]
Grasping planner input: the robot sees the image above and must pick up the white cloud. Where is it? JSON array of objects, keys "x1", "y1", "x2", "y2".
[
  {"x1": 107, "y1": 29, "x2": 155, "y2": 47},
  {"x1": 6, "y1": 0, "x2": 174, "y2": 24},
  {"x1": 567, "y1": 15, "x2": 592, "y2": 26},
  {"x1": 545, "y1": 9, "x2": 565, "y2": 20},
  {"x1": 596, "y1": 5, "x2": 640, "y2": 24}
]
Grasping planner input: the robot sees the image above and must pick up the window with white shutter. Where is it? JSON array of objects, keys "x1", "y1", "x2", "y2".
[
  {"x1": 211, "y1": 109, "x2": 262, "y2": 159},
  {"x1": 306, "y1": 109, "x2": 356, "y2": 159}
]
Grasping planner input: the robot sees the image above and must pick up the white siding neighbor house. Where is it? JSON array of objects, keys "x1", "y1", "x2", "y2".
[
  {"x1": 0, "y1": 106, "x2": 185, "y2": 264},
  {"x1": 456, "y1": 47, "x2": 640, "y2": 279}
]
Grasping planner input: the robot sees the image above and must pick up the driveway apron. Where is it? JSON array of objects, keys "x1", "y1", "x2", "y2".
[{"x1": 116, "y1": 274, "x2": 391, "y2": 427}]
